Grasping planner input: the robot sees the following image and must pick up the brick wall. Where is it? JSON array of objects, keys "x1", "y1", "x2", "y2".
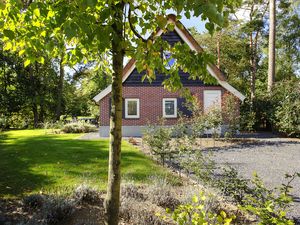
[{"x1": 99, "y1": 86, "x2": 239, "y2": 126}]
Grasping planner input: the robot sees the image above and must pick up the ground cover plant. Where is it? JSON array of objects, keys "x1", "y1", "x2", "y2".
[{"x1": 0, "y1": 130, "x2": 172, "y2": 197}]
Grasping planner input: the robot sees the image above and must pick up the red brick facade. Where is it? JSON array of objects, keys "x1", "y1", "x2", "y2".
[{"x1": 99, "y1": 86, "x2": 236, "y2": 126}]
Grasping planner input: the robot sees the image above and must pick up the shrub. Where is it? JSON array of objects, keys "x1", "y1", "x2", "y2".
[
  {"x1": 8, "y1": 112, "x2": 33, "y2": 129},
  {"x1": 163, "y1": 192, "x2": 235, "y2": 225},
  {"x1": 121, "y1": 183, "x2": 145, "y2": 201},
  {"x1": 42, "y1": 196, "x2": 75, "y2": 225},
  {"x1": 215, "y1": 167, "x2": 251, "y2": 205},
  {"x1": 178, "y1": 148, "x2": 216, "y2": 184},
  {"x1": 240, "y1": 173, "x2": 298, "y2": 225},
  {"x1": 0, "y1": 115, "x2": 9, "y2": 131},
  {"x1": 73, "y1": 184, "x2": 101, "y2": 205},
  {"x1": 143, "y1": 122, "x2": 173, "y2": 166},
  {"x1": 43, "y1": 121, "x2": 64, "y2": 130},
  {"x1": 222, "y1": 94, "x2": 240, "y2": 137},
  {"x1": 61, "y1": 121, "x2": 97, "y2": 133},
  {"x1": 23, "y1": 194, "x2": 46, "y2": 209},
  {"x1": 147, "y1": 186, "x2": 181, "y2": 211},
  {"x1": 120, "y1": 197, "x2": 170, "y2": 225},
  {"x1": 215, "y1": 167, "x2": 298, "y2": 225}
]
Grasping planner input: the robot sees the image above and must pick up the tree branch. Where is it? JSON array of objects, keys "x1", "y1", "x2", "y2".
[{"x1": 128, "y1": 6, "x2": 147, "y2": 42}]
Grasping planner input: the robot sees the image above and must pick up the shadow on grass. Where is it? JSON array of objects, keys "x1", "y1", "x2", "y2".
[{"x1": 0, "y1": 133, "x2": 163, "y2": 197}]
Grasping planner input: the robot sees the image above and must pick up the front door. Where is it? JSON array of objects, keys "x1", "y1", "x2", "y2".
[{"x1": 203, "y1": 90, "x2": 221, "y2": 111}]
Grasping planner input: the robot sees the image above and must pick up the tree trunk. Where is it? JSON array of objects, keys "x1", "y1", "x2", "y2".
[
  {"x1": 55, "y1": 55, "x2": 64, "y2": 121},
  {"x1": 32, "y1": 101, "x2": 39, "y2": 128},
  {"x1": 268, "y1": 0, "x2": 276, "y2": 92},
  {"x1": 104, "y1": 2, "x2": 124, "y2": 225},
  {"x1": 249, "y1": 33, "x2": 256, "y2": 103},
  {"x1": 216, "y1": 32, "x2": 221, "y2": 69}
]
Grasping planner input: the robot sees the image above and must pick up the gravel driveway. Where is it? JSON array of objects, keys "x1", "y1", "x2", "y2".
[{"x1": 211, "y1": 138, "x2": 300, "y2": 222}]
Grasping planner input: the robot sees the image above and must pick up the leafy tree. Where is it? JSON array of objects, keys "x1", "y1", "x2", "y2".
[{"x1": 0, "y1": 1, "x2": 241, "y2": 223}]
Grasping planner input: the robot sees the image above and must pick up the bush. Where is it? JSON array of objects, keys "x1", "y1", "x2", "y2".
[
  {"x1": 143, "y1": 121, "x2": 173, "y2": 166},
  {"x1": 8, "y1": 112, "x2": 33, "y2": 129},
  {"x1": 23, "y1": 194, "x2": 46, "y2": 209},
  {"x1": 121, "y1": 184, "x2": 145, "y2": 201},
  {"x1": 120, "y1": 197, "x2": 170, "y2": 225},
  {"x1": 43, "y1": 121, "x2": 64, "y2": 130},
  {"x1": 147, "y1": 186, "x2": 181, "y2": 211},
  {"x1": 0, "y1": 115, "x2": 9, "y2": 131},
  {"x1": 73, "y1": 184, "x2": 101, "y2": 205},
  {"x1": 240, "y1": 173, "x2": 298, "y2": 225},
  {"x1": 61, "y1": 121, "x2": 97, "y2": 133},
  {"x1": 215, "y1": 167, "x2": 251, "y2": 205},
  {"x1": 42, "y1": 196, "x2": 75, "y2": 225},
  {"x1": 163, "y1": 192, "x2": 235, "y2": 225}
]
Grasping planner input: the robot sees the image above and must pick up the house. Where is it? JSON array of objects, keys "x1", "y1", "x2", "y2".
[{"x1": 93, "y1": 15, "x2": 246, "y2": 137}]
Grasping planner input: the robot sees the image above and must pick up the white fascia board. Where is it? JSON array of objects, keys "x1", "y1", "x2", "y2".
[{"x1": 93, "y1": 85, "x2": 112, "y2": 103}]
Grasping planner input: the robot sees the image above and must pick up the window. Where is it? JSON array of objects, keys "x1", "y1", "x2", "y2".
[
  {"x1": 125, "y1": 99, "x2": 140, "y2": 119},
  {"x1": 163, "y1": 98, "x2": 177, "y2": 118},
  {"x1": 163, "y1": 51, "x2": 176, "y2": 70}
]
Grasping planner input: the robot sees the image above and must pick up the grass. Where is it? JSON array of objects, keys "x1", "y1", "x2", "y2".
[{"x1": 0, "y1": 130, "x2": 171, "y2": 198}]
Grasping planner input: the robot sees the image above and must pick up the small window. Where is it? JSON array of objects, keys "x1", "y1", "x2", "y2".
[
  {"x1": 163, "y1": 51, "x2": 176, "y2": 70},
  {"x1": 163, "y1": 98, "x2": 177, "y2": 118},
  {"x1": 125, "y1": 99, "x2": 140, "y2": 119}
]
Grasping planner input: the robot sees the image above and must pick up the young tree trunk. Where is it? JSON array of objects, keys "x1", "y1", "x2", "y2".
[
  {"x1": 268, "y1": 0, "x2": 276, "y2": 92},
  {"x1": 216, "y1": 32, "x2": 221, "y2": 69},
  {"x1": 55, "y1": 55, "x2": 64, "y2": 121},
  {"x1": 104, "y1": 2, "x2": 124, "y2": 225}
]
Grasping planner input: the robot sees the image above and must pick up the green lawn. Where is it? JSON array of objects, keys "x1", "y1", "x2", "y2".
[{"x1": 0, "y1": 130, "x2": 170, "y2": 198}]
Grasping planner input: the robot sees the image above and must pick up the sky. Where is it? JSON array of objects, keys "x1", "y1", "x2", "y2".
[{"x1": 179, "y1": 15, "x2": 206, "y2": 33}]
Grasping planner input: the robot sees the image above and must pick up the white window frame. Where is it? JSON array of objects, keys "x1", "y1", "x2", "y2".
[
  {"x1": 163, "y1": 98, "x2": 177, "y2": 118},
  {"x1": 125, "y1": 98, "x2": 140, "y2": 119}
]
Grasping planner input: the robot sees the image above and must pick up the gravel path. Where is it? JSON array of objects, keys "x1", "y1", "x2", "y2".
[{"x1": 211, "y1": 139, "x2": 300, "y2": 222}]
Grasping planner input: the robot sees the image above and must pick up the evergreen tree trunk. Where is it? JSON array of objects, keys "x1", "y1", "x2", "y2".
[
  {"x1": 55, "y1": 55, "x2": 64, "y2": 121},
  {"x1": 268, "y1": 0, "x2": 276, "y2": 92},
  {"x1": 104, "y1": 2, "x2": 124, "y2": 225},
  {"x1": 250, "y1": 33, "x2": 256, "y2": 103}
]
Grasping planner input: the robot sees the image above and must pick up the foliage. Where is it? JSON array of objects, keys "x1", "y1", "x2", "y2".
[
  {"x1": 143, "y1": 122, "x2": 173, "y2": 166},
  {"x1": 61, "y1": 121, "x2": 96, "y2": 133},
  {"x1": 164, "y1": 192, "x2": 235, "y2": 225},
  {"x1": 272, "y1": 80, "x2": 300, "y2": 136},
  {"x1": 215, "y1": 167, "x2": 251, "y2": 205},
  {"x1": 240, "y1": 173, "x2": 299, "y2": 225},
  {"x1": 42, "y1": 196, "x2": 76, "y2": 225},
  {"x1": 215, "y1": 166, "x2": 298, "y2": 225},
  {"x1": 73, "y1": 184, "x2": 101, "y2": 205},
  {"x1": 178, "y1": 148, "x2": 216, "y2": 184},
  {"x1": 0, "y1": 115, "x2": 9, "y2": 131},
  {"x1": 23, "y1": 194, "x2": 46, "y2": 209},
  {"x1": 222, "y1": 93, "x2": 240, "y2": 137}
]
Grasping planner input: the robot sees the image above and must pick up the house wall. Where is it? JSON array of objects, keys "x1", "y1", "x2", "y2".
[{"x1": 99, "y1": 85, "x2": 237, "y2": 127}]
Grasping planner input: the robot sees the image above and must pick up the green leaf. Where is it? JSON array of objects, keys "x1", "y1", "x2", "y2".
[
  {"x1": 37, "y1": 56, "x2": 45, "y2": 64},
  {"x1": 4, "y1": 42, "x2": 13, "y2": 51},
  {"x1": 157, "y1": 15, "x2": 168, "y2": 29},
  {"x1": 33, "y1": 8, "x2": 40, "y2": 17},
  {"x1": 3, "y1": 29, "x2": 15, "y2": 40},
  {"x1": 24, "y1": 59, "x2": 31, "y2": 67},
  {"x1": 19, "y1": 49, "x2": 26, "y2": 56}
]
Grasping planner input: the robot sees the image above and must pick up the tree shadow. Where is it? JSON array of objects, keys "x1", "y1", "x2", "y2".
[{"x1": 0, "y1": 134, "x2": 161, "y2": 197}]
